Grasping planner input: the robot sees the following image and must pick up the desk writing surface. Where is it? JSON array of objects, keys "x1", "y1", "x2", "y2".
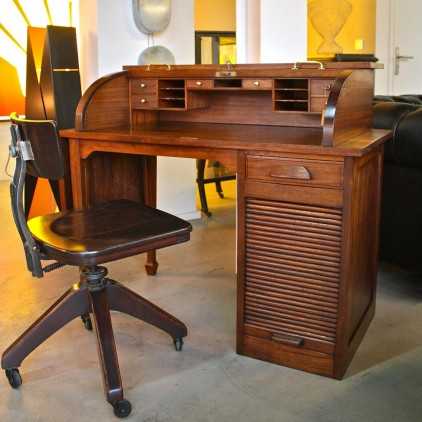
[{"x1": 61, "y1": 122, "x2": 390, "y2": 158}]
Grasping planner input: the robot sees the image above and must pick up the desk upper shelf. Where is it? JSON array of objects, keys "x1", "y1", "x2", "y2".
[{"x1": 71, "y1": 63, "x2": 388, "y2": 151}]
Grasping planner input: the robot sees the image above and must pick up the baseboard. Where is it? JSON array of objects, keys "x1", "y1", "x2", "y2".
[{"x1": 177, "y1": 210, "x2": 202, "y2": 221}]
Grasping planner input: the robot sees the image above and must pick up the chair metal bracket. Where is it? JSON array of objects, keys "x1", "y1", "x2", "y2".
[{"x1": 17, "y1": 141, "x2": 34, "y2": 161}]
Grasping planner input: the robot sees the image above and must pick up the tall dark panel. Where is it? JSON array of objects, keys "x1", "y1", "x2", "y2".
[
  {"x1": 41, "y1": 26, "x2": 82, "y2": 129},
  {"x1": 25, "y1": 25, "x2": 82, "y2": 215},
  {"x1": 25, "y1": 28, "x2": 47, "y2": 121}
]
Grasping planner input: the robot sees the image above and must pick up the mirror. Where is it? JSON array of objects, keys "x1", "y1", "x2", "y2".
[{"x1": 132, "y1": 0, "x2": 171, "y2": 34}]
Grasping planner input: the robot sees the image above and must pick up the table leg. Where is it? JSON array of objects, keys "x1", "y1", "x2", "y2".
[
  {"x1": 69, "y1": 139, "x2": 86, "y2": 210},
  {"x1": 143, "y1": 156, "x2": 159, "y2": 276}
]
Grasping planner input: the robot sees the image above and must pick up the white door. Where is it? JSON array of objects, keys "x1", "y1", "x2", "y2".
[{"x1": 392, "y1": 0, "x2": 422, "y2": 94}]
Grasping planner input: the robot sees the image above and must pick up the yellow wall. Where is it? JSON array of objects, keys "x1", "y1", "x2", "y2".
[
  {"x1": 195, "y1": 0, "x2": 236, "y2": 31},
  {"x1": 308, "y1": 0, "x2": 376, "y2": 59}
]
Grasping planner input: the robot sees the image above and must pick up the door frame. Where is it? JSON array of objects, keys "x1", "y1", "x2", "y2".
[
  {"x1": 194, "y1": 31, "x2": 236, "y2": 65},
  {"x1": 376, "y1": 0, "x2": 419, "y2": 95},
  {"x1": 375, "y1": 0, "x2": 394, "y2": 94}
]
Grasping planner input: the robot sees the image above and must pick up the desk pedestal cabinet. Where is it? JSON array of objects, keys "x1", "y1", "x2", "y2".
[
  {"x1": 237, "y1": 150, "x2": 382, "y2": 378},
  {"x1": 61, "y1": 63, "x2": 390, "y2": 379}
]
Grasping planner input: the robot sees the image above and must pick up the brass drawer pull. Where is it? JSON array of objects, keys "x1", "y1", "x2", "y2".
[
  {"x1": 140, "y1": 98, "x2": 148, "y2": 104},
  {"x1": 140, "y1": 83, "x2": 146, "y2": 88},
  {"x1": 196, "y1": 81, "x2": 203, "y2": 86},
  {"x1": 253, "y1": 81, "x2": 260, "y2": 87},
  {"x1": 272, "y1": 333, "x2": 305, "y2": 348},
  {"x1": 269, "y1": 166, "x2": 312, "y2": 180}
]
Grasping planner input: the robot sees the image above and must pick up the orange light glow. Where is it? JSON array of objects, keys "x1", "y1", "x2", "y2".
[{"x1": 0, "y1": 0, "x2": 75, "y2": 117}]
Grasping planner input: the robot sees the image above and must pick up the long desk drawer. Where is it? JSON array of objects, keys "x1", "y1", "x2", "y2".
[{"x1": 246, "y1": 155, "x2": 343, "y2": 188}]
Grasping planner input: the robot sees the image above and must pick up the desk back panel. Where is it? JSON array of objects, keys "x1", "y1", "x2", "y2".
[{"x1": 158, "y1": 91, "x2": 322, "y2": 127}]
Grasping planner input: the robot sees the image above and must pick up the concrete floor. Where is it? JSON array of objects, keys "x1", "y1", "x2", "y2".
[{"x1": 1, "y1": 180, "x2": 422, "y2": 422}]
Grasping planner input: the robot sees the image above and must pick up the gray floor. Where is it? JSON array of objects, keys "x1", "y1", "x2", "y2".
[{"x1": 1, "y1": 180, "x2": 422, "y2": 422}]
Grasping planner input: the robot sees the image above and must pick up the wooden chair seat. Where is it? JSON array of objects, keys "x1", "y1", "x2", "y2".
[{"x1": 28, "y1": 200, "x2": 192, "y2": 266}]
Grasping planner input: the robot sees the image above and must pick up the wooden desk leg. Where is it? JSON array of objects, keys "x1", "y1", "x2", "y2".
[
  {"x1": 69, "y1": 139, "x2": 86, "y2": 210},
  {"x1": 143, "y1": 156, "x2": 159, "y2": 276}
]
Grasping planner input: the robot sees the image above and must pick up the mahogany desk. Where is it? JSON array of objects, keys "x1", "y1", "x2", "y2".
[{"x1": 61, "y1": 63, "x2": 391, "y2": 379}]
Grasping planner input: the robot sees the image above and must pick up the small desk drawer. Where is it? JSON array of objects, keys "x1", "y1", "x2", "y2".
[
  {"x1": 246, "y1": 156, "x2": 343, "y2": 187},
  {"x1": 131, "y1": 79, "x2": 158, "y2": 94},
  {"x1": 310, "y1": 79, "x2": 335, "y2": 97},
  {"x1": 131, "y1": 94, "x2": 158, "y2": 109},
  {"x1": 186, "y1": 79, "x2": 213, "y2": 89},
  {"x1": 242, "y1": 79, "x2": 273, "y2": 90}
]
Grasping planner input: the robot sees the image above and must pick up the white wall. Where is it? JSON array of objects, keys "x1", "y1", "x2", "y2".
[
  {"x1": 76, "y1": 0, "x2": 99, "y2": 89},
  {"x1": 80, "y1": 0, "x2": 199, "y2": 220},
  {"x1": 237, "y1": 0, "x2": 307, "y2": 64},
  {"x1": 375, "y1": 0, "x2": 393, "y2": 95},
  {"x1": 260, "y1": 0, "x2": 307, "y2": 63},
  {"x1": 236, "y1": 0, "x2": 261, "y2": 63},
  {"x1": 96, "y1": 0, "x2": 195, "y2": 75}
]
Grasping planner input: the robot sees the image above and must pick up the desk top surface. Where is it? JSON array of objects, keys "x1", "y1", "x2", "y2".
[{"x1": 61, "y1": 122, "x2": 391, "y2": 158}]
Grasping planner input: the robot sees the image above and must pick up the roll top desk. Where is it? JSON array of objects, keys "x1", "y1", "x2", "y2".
[{"x1": 61, "y1": 63, "x2": 390, "y2": 379}]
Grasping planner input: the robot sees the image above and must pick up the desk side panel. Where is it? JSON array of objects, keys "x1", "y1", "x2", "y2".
[
  {"x1": 334, "y1": 147, "x2": 383, "y2": 378},
  {"x1": 75, "y1": 71, "x2": 130, "y2": 131},
  {"x1": 323, "y1": 70, "x2": 374, "y2": 147}
]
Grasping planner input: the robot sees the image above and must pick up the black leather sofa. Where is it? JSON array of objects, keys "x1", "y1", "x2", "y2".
[{"x1": 373, "y1": 96, "x2": 422, "y2": 270}]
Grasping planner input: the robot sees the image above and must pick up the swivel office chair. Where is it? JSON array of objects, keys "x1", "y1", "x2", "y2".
[{"x1": 2, "y1": 113, "x2": 192, "y2": 418}]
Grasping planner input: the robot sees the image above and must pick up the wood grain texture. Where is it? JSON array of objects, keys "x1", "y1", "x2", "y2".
[
  {"x1": 241, "y1": 334, "x2": 334, "y2": 377},
  {"x1": 61, "y1": 124, "x2": 391, "y2": 158},
  {"x1": 159, "y1": 91, "x2": 322, "y2": 128},
  {"x1": 323, "y1": 70, "x2": 374, "y2": 147},
  {"x1": 334, "y1": 148, "x2": 384, "y2": 379},
  {"x1": 244, "y1": 181, "x2": 343, "y2": 209},
  {"x1": 124, "y1": 62, "x2": 383, "y2": 80},
  {"x1": 246, "y1": 155, "x2": 344, "y2": 187},
  {"x1": 76, "y1": 71, "x2": 129, "y2": 130},
  {"x1": 243, "y1": 198, "x2": 342, "y2": 351}
]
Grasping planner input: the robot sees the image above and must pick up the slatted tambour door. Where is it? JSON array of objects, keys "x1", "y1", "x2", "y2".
[{"x1": 244, "y1": 198, "x2": 342, "y2": 352}]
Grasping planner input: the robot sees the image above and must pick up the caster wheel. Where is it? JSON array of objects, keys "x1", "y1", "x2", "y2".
[
  {"x1": 174, "y1": 338, "x2": 184, "y2": 352},
  {"x1": 113, "y1": 399, "x2": 132, "y2": 418},
  {"x1": 5, "y1": 368, "x2": 22, "y2": 389},
  {"x1": 81, "y1": 315, "x2": 93, "y2": 331}
]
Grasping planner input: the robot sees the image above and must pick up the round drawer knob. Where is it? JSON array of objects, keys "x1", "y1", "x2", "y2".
[
  {"x1": 196, "y1": 81, "x2": 203, "y2": 86},
  {"x1": 140, "y1": 98, "x2": 147, "y2": 104},
  {"x1": 140, "y1": 83, "x2": 146, "y2": 88},
  {"x1": 253, "y1": 81, "x2": 260, "y2": 87}
]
